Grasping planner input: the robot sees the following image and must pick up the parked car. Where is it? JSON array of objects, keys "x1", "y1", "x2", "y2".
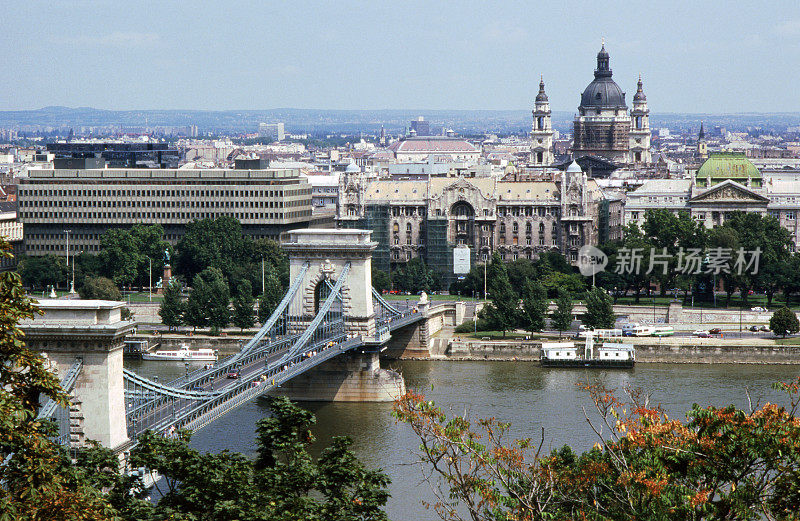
[
  {"x1": 748, "y1": 325, "x2": 759, "y2": 332},
  {"x1": 759, "y1": 325, "x2": 770, "y2": 332},
  {"x1": 693, "y1": 330, "x2": 711, "y2": 338},
  {"x1": 708, "y1": 327, "x2": 722, "y2": 335},
  {"x1": 226, "y1": 369, "x2": 240, "y2": 379},
  {"x1": 751, "y1": 306, "x2": 767, "y2": 312}
]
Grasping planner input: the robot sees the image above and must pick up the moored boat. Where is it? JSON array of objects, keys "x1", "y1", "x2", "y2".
[
  {"x1": 141, "y1": 344, "x2": 218, "y2": 362},
  {"x1": 540, "y1": 332, "x2": 635, "y2": 368}
]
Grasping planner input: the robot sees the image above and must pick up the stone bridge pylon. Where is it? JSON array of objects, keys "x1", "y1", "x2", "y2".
[
  {"x1": 283, "y1": 229, "x2": 378, "y2": 340},
  {"x1": 277, "y1": 229, "x2": 405, "y2": 401}
]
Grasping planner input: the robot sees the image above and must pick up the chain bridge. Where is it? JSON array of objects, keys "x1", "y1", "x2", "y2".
[{"x1": 25, "y1": 229, "x2": 453, "y2": 453}]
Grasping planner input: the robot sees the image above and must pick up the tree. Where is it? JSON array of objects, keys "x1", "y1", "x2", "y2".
[
  {"x1": 394, "y1": 377, "x2": 800, "y2": 521},
  {"x1": 371, "y1": 266, "x2": 390, "y2": 294},
  {"x1": 99, "y1": 228, "x2": 142, "y2": 287},
  {"x1": 184, "y1": 267, "x2": 230, "y2": 332},
  {"x1": 583, "y1": 286, "x2": 616, "y2": 329},
  {"x1": 258, "y1": 267, "x2": 283, "y2": 325},
  {"x1": 0, "y1": 238, "x2": 117, "y2": 519},
  {"x1": 391, "y1": 257, "x2": 439, "y2": 293},
  {"x1": 770, "y1": 306, "x2": 800, "y2": 338},
  {"x1": 176, "y1": 216, "x2": 251, "y2": 284},
  {"x1": 78, "y1": 276, "x2": 122, "y2": 301},
  {"x1": 520, "y1": 280, "x2": 548, "y2": 333},
  {"x1": 232, "y1": 280, "x2": 256, "y2": 331},
  {"x1": 17, "y1": 254, "x2": 68, "y2": 291},
  {"x1": 479, "y1": 253, "x2": 519, "y2": 336},
  {"x1": 130, "y1": 397, "x2": 390, "y2": 520},
  {"x1": 551, "y1": 289, "x2": 574, "y2": 337},
  {"x1": 159, "y1": 279, "x2": 184, "y2": 331}
]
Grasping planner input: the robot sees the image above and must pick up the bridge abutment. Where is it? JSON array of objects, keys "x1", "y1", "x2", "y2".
[
  {"x1": 271, "y1": 350, "x2": 405, "y2": 402},
  {"x1": 22, "y1": 300, "x2": 135, "y2": 451}
]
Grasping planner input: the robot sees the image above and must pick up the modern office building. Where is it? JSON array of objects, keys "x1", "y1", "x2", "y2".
[
  {"x1": 258, "y1": 122, "x2": 285, "y2": 142},
  {"x1": 45, "y1": 142, "x2": 180, "y2": 168},
  {"x1": 409, "y1": 117, "x2": 431, "y2": 137},
  {"x1": 18, "y1": 166, "x2": 313, "y2": 256}
]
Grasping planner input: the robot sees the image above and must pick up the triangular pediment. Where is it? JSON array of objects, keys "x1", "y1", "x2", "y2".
[{"x1": 689, "y1": 180, "x2": 769, "y2": 204}]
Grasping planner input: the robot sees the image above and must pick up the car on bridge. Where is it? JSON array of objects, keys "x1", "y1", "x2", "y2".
[{"x1": 226, "y1": 369, "x2": 240, "y2": 379}]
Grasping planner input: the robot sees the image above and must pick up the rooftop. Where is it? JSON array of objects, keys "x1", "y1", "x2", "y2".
[
  {"x1": 388, "y1": 137, "x2": 478, "y2": 153},
  {"x1": 696, "y1": 152, "x2": 761, "y2": 180}
]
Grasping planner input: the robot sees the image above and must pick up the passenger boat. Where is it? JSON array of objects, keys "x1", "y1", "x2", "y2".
[
  {"x1": 540, "y1": 332, "x2": 635, "y2": 368},
  {"x1": 141, "y1": 344, "x2": 218, "y2": 362}
]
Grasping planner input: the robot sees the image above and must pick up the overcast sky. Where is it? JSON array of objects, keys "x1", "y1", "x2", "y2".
[{"x1": 3, "y1": 0, "x2": 800, "y2": 113}]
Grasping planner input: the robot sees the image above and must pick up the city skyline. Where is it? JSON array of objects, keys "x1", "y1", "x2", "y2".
[{"x1": 3, "y1": 1, "x2": 800, "y2": 113}]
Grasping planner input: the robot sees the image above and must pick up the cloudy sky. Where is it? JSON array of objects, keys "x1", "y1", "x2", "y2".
[{"x1": 3, "y1": 0, "x2": 800, "y2": 113}]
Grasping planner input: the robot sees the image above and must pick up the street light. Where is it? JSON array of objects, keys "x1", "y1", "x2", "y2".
[
  {"x1": 148, "y1": 257, "x2": 152, "y2": 302},
  {"x1": 64, "y1": 229, "x2": 71, "y2": 291},
  {"x1": 70, "y1": 251, "x2": 82, "y2": 294},
  {"x1": 261, "y1": 255, "x2": 265, "y2": 294}
]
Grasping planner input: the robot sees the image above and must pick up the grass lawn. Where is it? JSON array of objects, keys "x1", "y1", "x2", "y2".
[
  {"x1": 382, "y1": 293, "x2": 485, "y2": 302},
  {"x1": 774, "y1": 337, "x2": 800, "y2": 345},
  {"x1": 460, "y1": 331, "x2": 530, "y2": 340},
  {"x1": 124, "y1": 292, "x2": 164, "y2": 303}
]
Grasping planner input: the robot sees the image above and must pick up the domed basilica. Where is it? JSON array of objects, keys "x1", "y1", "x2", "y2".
[{"x1": 531, "y1": 43, "x2": 651, "y2": 167}]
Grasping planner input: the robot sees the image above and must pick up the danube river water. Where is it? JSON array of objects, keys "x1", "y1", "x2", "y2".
[{"x1": 128, "y1": 359, "x2": 800, "y2": 521}]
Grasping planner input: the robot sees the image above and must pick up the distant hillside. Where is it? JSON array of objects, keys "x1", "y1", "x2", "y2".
[{"x1": 1, "y1": 106, "x2": 799, "y2": 135}]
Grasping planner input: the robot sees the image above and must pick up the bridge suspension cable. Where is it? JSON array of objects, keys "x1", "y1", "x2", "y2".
[{"x1": 38, "y1": 357, "x2": 83, "y2": 420}]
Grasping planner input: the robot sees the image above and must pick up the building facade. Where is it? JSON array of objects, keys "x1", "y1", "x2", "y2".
[
  {"x1": 387, "y1": 137, "x2": 481, "y2": 163},
  {"x1": 337, "y1": 162, "x2": 619, "y2": 285},
  {"x1": 624, "y1": 152, "x2": 800, "y2": 247},
  {"x1": 18, "y1": 167, "x2": 313, "y2": 256}
]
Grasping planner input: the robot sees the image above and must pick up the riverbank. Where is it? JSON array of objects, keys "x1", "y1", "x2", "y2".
[
  {"x1": 134, "y1": 332, "x2": 800, "y2": 364},
  {"x1": 441, "y1": 335, "x2": 800, "y2": 364}
]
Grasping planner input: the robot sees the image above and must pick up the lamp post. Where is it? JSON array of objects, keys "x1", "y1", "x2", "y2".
[
  {"x1": 64, "y1": 229, "x2": 71, "y2": 291},
  {"x1": 261, "y1": 255, "x2": 265, "y2": 294},
  {"x1": 70, "y1": 251, "x2": 82, "y2": 294},
  {"x1": 148, "y1": 257, "x2": 152, "y2": 302}
]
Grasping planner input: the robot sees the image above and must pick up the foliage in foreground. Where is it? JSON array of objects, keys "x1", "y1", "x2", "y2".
[
  {"x1": 394, "y1": 379, "x2": 800, "y2": 520},
  {"x1": 125, "y1": 397, "x2": 391, "y2": 521}
]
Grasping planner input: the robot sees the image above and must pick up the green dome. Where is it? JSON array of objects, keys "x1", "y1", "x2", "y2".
[{"x1": 696, "y1": 152, "x2": 761, "y2": 187}]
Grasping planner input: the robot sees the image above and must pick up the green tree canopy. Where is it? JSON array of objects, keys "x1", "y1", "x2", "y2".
[
  {"x1": 99, "y1": 224, "x2": 170, "y2": 287},
  {"x1": 583, "y1": 286, "x2": 616, "y2": 329},
  {"x1": 130, "y1": 397, "x2": 390, "y2": 521},
  {"x1": 520, "y1": 280, "x2": 548, "y2": 333},
  {"x1": 78, "y1": 276, "x2": 122, "y2": 301},
  {"x1": 184, "y1": 267, "x2": 230, "y2": 332},
  {"x1": 17, "y1": 254, "x2": 68, "y2": 291},
  {"x1": 159, "y1": 279, "x2": 184, "y2": 331},
  {"x1": 232, "y1": 280, "x2": 256, "y2": 331},
  {"x1": 258, "y1": 266, "x2": 284, "y2": 325},
  {"x1": 551, "y1": 289, "x2": 574, "y2": 337},
  {"x1": 770, "y1": 306, "x2": 800, "y2": 338},
  {"x1": 479, "y1": 253, "x2": 520, "y2": 336}
]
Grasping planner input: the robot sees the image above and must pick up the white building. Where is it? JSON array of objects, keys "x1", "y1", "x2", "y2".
[{"x1": 259, "y1": 122, "x2": 285, "y2": 142}]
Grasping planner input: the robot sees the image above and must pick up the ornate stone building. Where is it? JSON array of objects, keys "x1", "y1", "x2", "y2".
[
  {"x1": 625, "y1": 152, "x2": 800, "y2": 248},
  {"x1": 572, "y1": 44, "x2": 651, "y2": 165},
  {"x1": 337, "y1": 162, "x2": 621, "y2": 285}
]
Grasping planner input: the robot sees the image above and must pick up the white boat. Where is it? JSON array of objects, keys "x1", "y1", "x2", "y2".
[
  {"x1": 541, "y1": 333, "x2": 635, "y2": 368},
  {"x1": 141, "y1": 344, "x2": 218, "y2": 362}
]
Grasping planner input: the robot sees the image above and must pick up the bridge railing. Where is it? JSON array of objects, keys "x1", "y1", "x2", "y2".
[{"x1": 126, "y1": 262, "x2": 354, "y2": 439}]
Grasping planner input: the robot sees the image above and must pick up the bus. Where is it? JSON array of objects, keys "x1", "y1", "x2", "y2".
[{"x1": 651, "y1": 326, "x2": 675, "y2": 337}]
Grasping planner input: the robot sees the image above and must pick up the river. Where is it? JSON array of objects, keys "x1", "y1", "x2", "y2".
[{"x1": 127, "y1": 359, "x2": 800, "y2": 521}]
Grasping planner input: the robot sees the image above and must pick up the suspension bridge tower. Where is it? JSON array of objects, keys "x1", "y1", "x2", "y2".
[
  {"x1": 22, "y1": 300, "x2": 135, "y2": 452},
  {"x1": 279, "y1": 229, "x2": 405, "y2": 401}
]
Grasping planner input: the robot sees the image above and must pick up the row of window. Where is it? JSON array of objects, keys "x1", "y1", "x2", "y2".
[
  {"x1": 21, "y1": 198, "x2": 296, "y2": 209},
  {"x1": 20, "y1": 187, "x2": 308, "y2": 198},
  {"x1": 20, "y1": 210, "x2": 311, "y2": 221}
]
